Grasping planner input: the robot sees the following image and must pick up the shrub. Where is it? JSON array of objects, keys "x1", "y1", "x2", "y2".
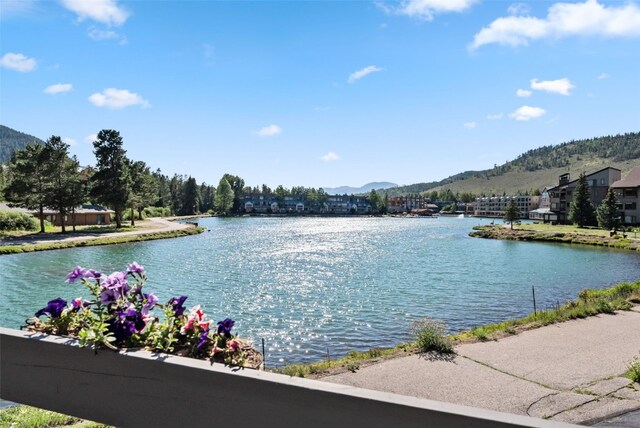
[
  {"x1": 143, "y1": 206, "x2": 172, "y2": 218},
  {"x1": 0, "y1": 210, "x2": 38, "y2": 231},
  {"x1": 411, "y1": 317, "x2": 455, "y2": 354},
  {"x1": 629, "y1": 356, "x2": 640, "y2": 383}
]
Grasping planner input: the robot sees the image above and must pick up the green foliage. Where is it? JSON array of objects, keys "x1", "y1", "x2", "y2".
[
  {"x1": 0, "y1": 125, "x2": 46, "y2": 164},
  {"x1": 214, "y1": 177, "x2": 234, "y2": 215},
  {"x1": 411, "y1": 317, "x2": 455, "y2": 354},
  {"x1": 0, "y1": 210, "x2": 38, "y2": 231},
  {"x1": 569, "y1": 172, "x2": 597, "y2": 227},
  {"x1": 128, "y1": 160, "x2": 158, "y2": 224},
  {"x1": 90, "y1": 130, "x2": 132, "y2": 228},
  {"x1": 143, "y1": 206, "x2": 172, "y2": 217},
  {"x1": 628, "y1": 356, "x2": 640, "y2": 383},
  {"x1": 503, "y1": 199, "x2": 520, "y2": 229},
  {"x1": 0, "y1": 405, "x2": 84, "y2": 428},
  {"x1": 222, "y1": 173, "x2": 245, "y2": 214},
  {"x1": 597, "y1": 188, "x2": 621, "y2": 230}
]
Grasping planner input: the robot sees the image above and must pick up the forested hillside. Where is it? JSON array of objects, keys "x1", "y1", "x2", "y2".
[
  {"x1": 0, "y1": 125, "x2": 45, "y2": 164},
  {"x1": 387, "y1": 132, "x2": 640, "y2": 197}
]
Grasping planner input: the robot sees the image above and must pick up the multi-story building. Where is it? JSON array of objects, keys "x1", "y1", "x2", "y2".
[
  {"x1": 547, "y1": 167, "x2": 622, "y2": 224},
  {"x1": 474, "y1": 195, "x2": 539, "y2": 218},
  {"x1": 387, "y1": 196, "x2": 431, "y2": 213},
  {"x1": 611, "y1": 165, "x2": 640, "y2": 225}
]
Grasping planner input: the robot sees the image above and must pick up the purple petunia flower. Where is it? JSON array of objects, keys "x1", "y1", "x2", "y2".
[
  {"x1": 99, "y1": 271, "x2": 131, "y2": 305},
  {"x1": 108, "y1": 308, "x2": 146, "y2": 343},
  {"x1": 127, "y1": 262, "x2": 145, "y2": 275},
  {"x1": 197, "y1": 328, "x2": 209, "y2": 350},
  {"x1": 66, "y1": 267, "x2": 86, "y2": 283},
  {"x1": 83, "y1": 269, "x2": 102, "y2": 279},
  {"x1": 217, "y1": 318, "x2": 235, "y2": 338},
  {"x1": 142, "y1": 293, "x2": 158, "y2": 315},
  {"x1": 170, "y1": 296, "x2": 188, "y2": 316},
  {"x1": 35, "y1": 297, "x2": 67, "y2": 318}
]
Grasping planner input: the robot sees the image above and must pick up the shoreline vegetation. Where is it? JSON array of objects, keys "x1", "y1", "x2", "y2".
[
  {"x1": 273, "y1": 279, "x2": 640, "y2": 378},
  {"x1": 469, "y1": 223, "x2": 640, "y2": 252}
]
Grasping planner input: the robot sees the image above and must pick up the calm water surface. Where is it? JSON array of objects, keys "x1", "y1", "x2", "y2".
[{"x1": 1, "y1": 216, "x2": 639, "y2": 366}]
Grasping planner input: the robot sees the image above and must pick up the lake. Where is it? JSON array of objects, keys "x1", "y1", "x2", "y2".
[{"x1": 1, "y1": 216, "x2": 639, "y2": 366}]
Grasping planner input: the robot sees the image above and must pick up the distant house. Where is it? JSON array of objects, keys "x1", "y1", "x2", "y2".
[
  {"x1": 547, "y1": 167, "x2": 621, "y2": 224},
  {"x1": 611, "y1": 165, "x2": 640, "y2": 225},
  {"x1": 474, "y1": 195, "x2": 539, "y2": 219},
  {"x1": 33, "y1": 205, "x2": 114, "y2": 226}
]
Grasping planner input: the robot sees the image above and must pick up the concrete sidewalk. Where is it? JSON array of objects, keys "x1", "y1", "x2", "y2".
[{"x1": 321, "y1": 307, "x2": 640, "y2": 426}]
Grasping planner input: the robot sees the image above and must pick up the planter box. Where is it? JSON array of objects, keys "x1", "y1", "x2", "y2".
[{"x1": 0, "y1": 328, "x2": 569, "y2": 427}]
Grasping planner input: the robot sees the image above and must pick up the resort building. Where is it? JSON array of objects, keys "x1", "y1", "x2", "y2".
[
  {"x1": 387, "y1": 196, "x2": 432, "y2": 214},
  {"x1": 547, "y1": 167, "x2": 622, "y2": 224},
  {"x1": 473, "y1": 195, "x2": 539, "y2": 219},
  {"x1": 611, "y1": 165, "x2": 640, "y2": 225}
]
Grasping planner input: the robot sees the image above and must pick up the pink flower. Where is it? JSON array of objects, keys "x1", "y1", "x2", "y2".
[
  {"x1": 211, "y1": 346, "x2": 224, "y2": 356},
  {"x1": 227, "y1": 339, "x2": 239, "y2": 352},
  {"x1": 180, "y1": 305, "x2": 208, "y2": 334}
]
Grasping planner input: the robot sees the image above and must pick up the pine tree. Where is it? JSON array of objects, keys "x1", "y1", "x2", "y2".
[
  {"x1": 503, "y1": 199, "x2": 520, "y2": 230},
  {"x1": 596, "y1": 188, "x2": 621, "y2": 230},
  {"x1": 569, "y1": 172, "x2": 596, "y2": 227}
]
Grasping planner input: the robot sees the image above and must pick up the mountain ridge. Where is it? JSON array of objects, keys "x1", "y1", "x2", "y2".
[{"x1": 0, "y1": 125, "x2": 46, "y2": 164}]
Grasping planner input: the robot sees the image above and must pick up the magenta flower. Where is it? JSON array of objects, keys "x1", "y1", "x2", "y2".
[
  {"x1": 66, "y1": 267, "x2": 86, "y2": 283},
  {"x1": 35, "y1": 297, "x2": 67, "y2": 318}
]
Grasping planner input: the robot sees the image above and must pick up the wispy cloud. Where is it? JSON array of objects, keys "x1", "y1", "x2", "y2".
[
  {"x1": 516, "y1": 89, "x2": 532, "y2": 97},
  {"x1": 487, "y1": 113, "x2": 504, "y2": 120},
  {"x1": 380, "y1": 0, "x2": 476, "y2": 21},
  {"x1": 88, "y1": 88, "x2": 150, "y2": 109},
  {"x1": 87, "y1": 26, "x2": 127, "y2": 44},
  {"x1": 84, "y1": 134, "x2": 98, "y2": 143},
  {"x1": 531, "y1": 78, "x2": 575, "y2": 95},
  {"x1": 0, "y1": 0, "x2": 37, "y2": 15},
  {"x1": 44, "y1": 83, "x2": 73, "y2": 94},
  {"x1": 63, "y1": 137, "x2": 77, "y2": 147},
  {"x1": 464, "y1": 121, "x2": 477, "y2": 129},
  {"x1": 255, "y1": 124, "x2": 282, "y2": 137},
  {"x1": 509, "y1": 105, "x2": 546, "y2": 121},
  {"x1": 470, "y1": 0, "x2": 640, "y2": 50},
  {"x1": 320, "y1": 152, "x2": 340, "y2": 162},
  {"x1": 0, "y1": 52, "x2": 36, "y2": 72},
  {"x1": 348, "y1": 65, "x2": 382, "y2": 83},
  {"x1": 597, "y1": 73, "x2": 610, "y2": 80},
  {"x1": 61, "y1": 0, "x2": 129, "y2": 26}
]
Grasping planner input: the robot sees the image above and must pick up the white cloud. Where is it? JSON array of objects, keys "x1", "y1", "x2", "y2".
[
  {"x1": 509, "y1": 105, "x2": 546, "y2": 121},
  {"x1": 61, "y1": 0, "x2": 129, "y2": 26},
  {"x1": 0, "y1": 52, "x2": 36, "y2": 72},
  {"x1": 530, "y1": 78, "x2": 575, "y2": 95},
  {"x1": 382, "y1": 0, "x2": 476, "y2": 21},
  {"x1": 255, "y1": 124, "x2": 282, "y2": 137},
  {"x1": 43, "y1": 83, "x2": 73, "y2": 94},
  {"x1": 84, "y1": 134, "x2": 98, "y2": 143},
  {"x1": 88, "y1": 88, "x2": 150, "y2": 109},
  {"x1": 464, "y1": 121, "x2": 477, "y2": 129},
  {"x1": 487, "y1": 113, "x2": 504, "y2": 120},
  {"x1": 348, "y1": 65, "x2": 383, "y2": 83},
  {"x1": 471, "y1": 0, "x2": 640, "y2": 50},
  {"x1": 320, "y1": 152, "x2": 340, "y2": 162},
  {"x1": 597, "y1": 73, "x2": 610, "y2": 80},
  {"x1": 507, "y1": 3, "x2": 531, "y2": 16},
  {"x1": 1, "y1": 0, "x2": 37, "y2": 15},
  {"x1": 87, "y1": 26, "x2": 127, "y2": 44},
  {"x1": 63, "y1": 137, "x2": 77, "y2": 146},
  {"x1": 516, "y1": 89, "x2": 532, "y2": 97}
]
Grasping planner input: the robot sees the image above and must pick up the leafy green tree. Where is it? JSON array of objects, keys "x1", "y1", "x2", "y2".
[
  {"x1": 597, "y1": 188, "x2": 621, "y2": 230},
  {"x1": 368, "y1": 189, "x2": 384, "y2": 214},
  {"x1": 90, "y1": 130, "x2": 131, "y2": 228},
  {"x1": 169, "y1": 174, "x2": 184, "y2": 215},
  {"x1": 3, "y1": 144, "x2": 49, "y2": 232},
  {"x1": 42, "y1": 136, "x2": 84, "y2": 233},
  {"x1": 128, "y1": 160, "x2": 158, "y2": 225},
  {"x1": 181, "y1": 176, "x2": 200, "y2": 215},
  {"x1": 214, "y1": 177, "x2": 234, "y2": 215},
  {"x1": 503, "y1": 199, "x2": 520, "y2": 230},
  {"x1": 222, "y1": 174, "x2": 245, "y2": 214},
  {"x1": 199, "y1": 183, "x2": 215, "y2": 213},
  {"x1": 569, "y1": 172, "x2": 596, "y2": 227}
]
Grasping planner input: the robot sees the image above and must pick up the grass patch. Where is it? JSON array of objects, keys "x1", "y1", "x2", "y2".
[
  {"x1": 0, "y1": 405, "x2": 109, "y2": 428},
  {"x1": 0, "y1": 227, "x2": 205, "y2": 255},
  {"x1": 411, "y1": 318, "x2": 455, "y2": 353},
  {"x1": 629, "y1": 356, "x2": 640, "y2": 383}
]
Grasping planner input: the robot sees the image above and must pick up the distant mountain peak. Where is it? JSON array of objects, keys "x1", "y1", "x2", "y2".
[{"x1": 323, "y1": 182, "x2": 398, "y2": 195}]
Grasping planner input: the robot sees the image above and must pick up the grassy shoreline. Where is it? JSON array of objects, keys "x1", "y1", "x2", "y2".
[
  {"x1": 469, "y1": 224, "x2": 640, "y2": 251},
  {"x1": 273, "y1": 279, "x2": 640, "y2": 378},
  {"x1": 0, "y1": 226, "x2": 205, "y2": 255}
]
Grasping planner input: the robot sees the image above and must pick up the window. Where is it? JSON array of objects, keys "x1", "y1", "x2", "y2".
[
  {"x1": 600, "y1": 179, "x2": 605, "y2": 185},
  {"x1": 624, "y1": 202, "x2": 637, "y2": 210},
  {"x1": 97, "y1": 214, "x2": 106, "y2": 225}
]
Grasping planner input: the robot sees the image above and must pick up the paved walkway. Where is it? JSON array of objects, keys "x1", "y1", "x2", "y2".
[
  {"x1": 322, "y1": 307, "x2": 640, "y2": 426},
  {"x1": 0, "y1": 218, "x2": 192, "y2": 247}
]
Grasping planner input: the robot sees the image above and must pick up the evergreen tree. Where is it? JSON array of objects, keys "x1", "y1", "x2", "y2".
[
  {"x1": 90, "y1": 130, "x2": 131, "y2": 228},
  {"x1": 503, "y1": 199, "x2": 520, "y2": 230},
  {"x1": 214, "y1": 177, "x2": 234, "y2": 215},
  {"x1": 596, "y1": 188, "x2": 621, "y2": 230},
  {"x1": 569, "y1": 172, "x2": 596, "y2": 227},
  {"x1": 368, "y1": 189, "x2": 383, "y2": 214},
  {"x1": 3, "y1": 144, "x2": 49, "y2": 232},
  {"x1": 181, "y1": 176, "x2": 200, "y2": 215},
  {"x1": 129, "y1": 160, "x2": 158, "y2": 225}
]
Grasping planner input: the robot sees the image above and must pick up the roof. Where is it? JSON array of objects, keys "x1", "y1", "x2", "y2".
[
  {"x1": 612, "y1": 165, "x2": 640, "y2": 188},
  {"x1": 37, "y1": 205, "x2": 114, "y2": 215},
  {"x1": 0, "y1": 203, "x2": 30, "y2": 213},
  {"x1": 547, "y1": 166, "x2": 622, "y2": 191}
]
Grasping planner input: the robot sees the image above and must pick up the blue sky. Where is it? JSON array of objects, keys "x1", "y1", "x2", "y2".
[{"x1": 1, "y1": 0, "x2": 639, "y2": 189}]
